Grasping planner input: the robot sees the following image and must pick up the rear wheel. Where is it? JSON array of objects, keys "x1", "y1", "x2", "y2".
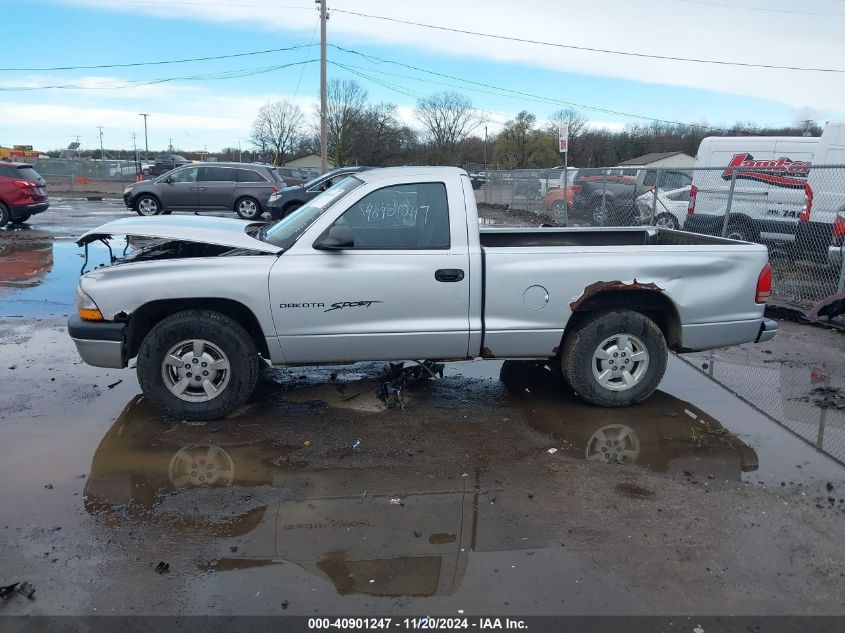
[
  {"x1": 725, "y1": 218, "x2": 759, "y2": 242},
  {"x1": 562, "y1": 309, "x2": 667, "y2": 407},
  {"x1": 235, "y1": 197, "x2": 262, "y2": 220},
  {"x1": 135, "y1": 194, "x2": 161, "y2": 216},
  {"x1": 0, "y1": 203, "x2": 9, "y2": 227},
  {"x1": 137, "y1": 310, "x2": 260, "y2": 420}
]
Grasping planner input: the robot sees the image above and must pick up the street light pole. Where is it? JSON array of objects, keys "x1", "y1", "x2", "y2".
[
  {"x1": 139, "y1": 113, "x2": 149, "y2": 157},
  {"x1": 319, "y1": 0, "x2": 328, "y2": 173}
]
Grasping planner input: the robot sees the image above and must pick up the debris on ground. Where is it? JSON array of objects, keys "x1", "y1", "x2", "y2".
[
  {"x1": 389, "y1": 498, "x2": 402, "y2": 505},
  {"x1": 377, "y1": 361, "x2": 444, "y2": 409},
  {"x1": 106, "y1": 380, "x2": 123, "y2": 390},
  {"x1": 154, "y1": 561, "x2": 170, "y2": 574},
  {"x1": 303, "y1": 440, "x2": 311, "y2": 446},
  {"x1": 352, "y1": 439, "x2": 361, "y2": 450},
  {"x1": 43, "y1": 484, "x2": 53, "y2": 489},
  {"x1": 547, "y1": 448, "x2": 558, "y2": 454},
  {"x1": 0, "y1": 583, "x2": 19, "y2": 599},
  {"x1": 16, "y1": 582, "x2": 36, "y2": 600},
  {"x1": 281, "y1": 600, "x2": 289, "y2": 610}
]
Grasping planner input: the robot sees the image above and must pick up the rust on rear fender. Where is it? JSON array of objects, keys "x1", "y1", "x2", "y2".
[{"x1": 570, "y1": 279, "x2": 663, "y2": 311}]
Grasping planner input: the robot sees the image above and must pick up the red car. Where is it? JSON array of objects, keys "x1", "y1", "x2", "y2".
[{"x1": 0, "y1": 162, "x2": 49, "y2": 227}]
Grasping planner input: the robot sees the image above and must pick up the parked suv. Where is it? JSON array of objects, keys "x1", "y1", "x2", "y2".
[
  {"x1": 0, "y1": 162, "x2": 49, "y2": 227},
  {"x1": 267, "y1": 166, "x2": 370, "y2": 220},
  {"x1": 123, "y1": 162, "x2": 280, "y2": 219}
]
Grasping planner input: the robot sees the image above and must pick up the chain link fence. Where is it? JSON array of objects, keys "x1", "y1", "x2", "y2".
[
  {"x1": 679, "y1": 348, "x2": 845, "y2": 467},
  {"x1": 473, "y1": 165, "x2": 845, "y2": 308}
]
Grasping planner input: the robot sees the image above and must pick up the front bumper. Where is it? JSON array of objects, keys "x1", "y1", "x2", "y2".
[
  {"x1": 11, "y1": 201, "x2": 49, "y2": 218},
  {"x1": 67, "y1": 315, "x2": 128, "y2": 369},
  {"x1": 755, "y1": 318, "x2": 779, "y2": 343}
]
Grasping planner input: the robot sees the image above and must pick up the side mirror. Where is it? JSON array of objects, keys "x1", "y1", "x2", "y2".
[{"x1": 315, "y1": 225, "x2": 354, "y2": 250}]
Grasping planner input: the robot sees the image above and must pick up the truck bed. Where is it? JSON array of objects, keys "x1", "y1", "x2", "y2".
[{"x1": 478, "y1": 226, "x2": 740, "y2": 248}]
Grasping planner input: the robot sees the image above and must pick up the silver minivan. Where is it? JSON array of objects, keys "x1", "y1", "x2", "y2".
[{"x1": 123, "y1": 162, "x2": 280, "y2": 220}]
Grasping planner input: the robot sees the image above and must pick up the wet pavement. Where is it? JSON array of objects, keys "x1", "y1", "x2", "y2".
[{"x1": 1, "y1": 201, "x2": 845, "y2": 616}]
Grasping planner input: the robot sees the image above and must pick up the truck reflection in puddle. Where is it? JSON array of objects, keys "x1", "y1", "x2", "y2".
[
  {"x1": 499, "y1": 361, "x2": 759, "y2": 478},
  {"x1": 83, "y1": 361, "x2": 758, "y2": 597}
]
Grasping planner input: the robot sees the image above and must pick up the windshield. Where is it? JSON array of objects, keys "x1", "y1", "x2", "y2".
[{"x1": 261, "y1": 176, "x2": 363, "y2": 249}]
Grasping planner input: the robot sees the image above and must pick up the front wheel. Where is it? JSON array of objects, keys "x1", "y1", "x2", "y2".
[
  {"x1": 654, "y1": 212, "x2": 680, "y2": 230},
  {"x1": 135, "y1": 194, "x2": 161, "y2": 216},
  {"x1": 551, "y1": 200, "x2": 568, "y2": 221},
  {"x1": 0, "y1": 203, "x2": 9, "y2": 227},
  {"x1": 137, "y1": 310, "x2": 260, "y2": 420},
  {"x1": 562, "y1": 309, "x2": 668, "y2": 407}
]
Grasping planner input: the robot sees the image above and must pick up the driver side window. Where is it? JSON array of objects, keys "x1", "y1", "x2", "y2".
[{"x1": 331, "y1": 182, "x2": 450, "y2": 250}]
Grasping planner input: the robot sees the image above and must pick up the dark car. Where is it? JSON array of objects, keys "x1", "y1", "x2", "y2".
[
  {"x1": 123, "y1": 162, "x2": 281, "y2": 219},
  {"x1": 0, "y1": 162, "x2": 49, "y2": 227},
  {"x1": 267, "y1": 166, "x2": 371, "y2": 220},
  {"x1": 273, "y1": 166, "x2": 311, "y2": 187},
  {"x1": 571, "y1": 168, "x2": 691, "y2": 226},
  {"x1": 142, "y1": 154, "x2": 191, "y2": 178}
]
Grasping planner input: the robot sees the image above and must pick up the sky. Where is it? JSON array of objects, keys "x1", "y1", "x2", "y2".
[{"x1": 1, "y1": 0, "x2": 844, "y2": 154}]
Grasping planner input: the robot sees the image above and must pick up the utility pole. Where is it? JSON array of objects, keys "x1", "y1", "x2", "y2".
[
  {"x1": 168, "y1": 138, "x2": 174, "y2": 152},
  {"x1": 319, "y1": 0, "x2": 328, "y2": 173},
  {"x1": 132, "y1": 132, "x2": 139, "y2": 176},
  {"x1": 139, "y1": 113, "x2": 149, "y2": 157},
  {"x1": 97, "y1": 126, "x2": 105, "y2": 160}
]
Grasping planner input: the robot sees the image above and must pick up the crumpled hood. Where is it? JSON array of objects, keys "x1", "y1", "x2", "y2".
[{"x1": 76, "y1": 215, "x2": 282, "y2": 254}]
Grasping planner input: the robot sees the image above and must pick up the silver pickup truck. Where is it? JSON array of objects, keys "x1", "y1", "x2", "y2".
[{"x1": 69, "y1": 167, "x2": 777, "y2": 420}]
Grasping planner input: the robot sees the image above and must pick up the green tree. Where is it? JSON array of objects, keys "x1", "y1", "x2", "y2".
[{"x1": 493, "y1": 111, "x2": 559, "y2": 169}]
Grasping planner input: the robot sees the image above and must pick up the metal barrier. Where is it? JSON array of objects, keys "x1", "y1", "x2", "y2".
[
  {"x1": 473, "y1": 165, "x2": 845, "y2": 310},
  {"x1": 33, "y1": 157, "x2": 140, "y2": 182}
]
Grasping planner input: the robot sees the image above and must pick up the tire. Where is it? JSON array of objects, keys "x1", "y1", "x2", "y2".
[
  {"x1": 235, "y1": 196, "x2": 262, "y2": 220},
  {"x1": 562, "y1": 309, "x2": 668, "y2": 407},
  {"x1": 282, "y1": 202, "x2": 302, "y2": 218},
  {"x1": 725, "y1": 218, "x2": 759, "y2": 243},
  {"x1": 135, "y1": 194, "x2": 161, "y2": 216},
  {"x1": 551, "y1": 200, "x2": 568, "y2": 220},
  {"x1": 591, "y1": 200, "x2": 616, "y2": 226},
  {"x1": 137, "y1": 310, "x2": 260, "y2": 421},
  {"x1": 0, "y1": 202, "x2": 9, "y2": 228},
  {"x1": 654, "y1": 212, "x2": 680, "y2": 230}
]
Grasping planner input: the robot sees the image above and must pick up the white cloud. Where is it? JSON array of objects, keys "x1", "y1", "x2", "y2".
[{"x1": 59, "y1": 0, "x2": 845, "y2": 112}]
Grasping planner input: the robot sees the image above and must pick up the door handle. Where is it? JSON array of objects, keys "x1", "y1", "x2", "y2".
[{"x1": 435, "y1": 268, "x2": 464, "y2": 282}]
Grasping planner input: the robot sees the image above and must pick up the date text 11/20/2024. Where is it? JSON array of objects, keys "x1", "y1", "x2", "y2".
[{"x1": 307, "y1": 618, "x2": 528, "y2": 630}]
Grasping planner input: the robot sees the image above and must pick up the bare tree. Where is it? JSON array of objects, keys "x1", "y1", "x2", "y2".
[
  {"x1": 548, "y1": 107, "x2": 588, "y2": 142},
  {"x1": 250, "y1": 100, "x2": 304, "y2": 166},
  {"x1": 416, "y1": 91, "x2": 478, "y2": 164},
  {"x1": 325, "y1": 78, "x2": 368, "y2": 166}
]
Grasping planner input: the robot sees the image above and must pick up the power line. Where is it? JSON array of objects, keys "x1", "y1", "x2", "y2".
[
  {"x1": 0, "y1": 59, "x2": 318, "y2": 91},
  {"x1": 331, "y1": 8, "x2": 845, "y2": 73},
  {"x1": 680, "y1": 0, "x2": 845, "y2": 16},
  {"x1": 0, "y1": 43, "x2": 314, "y2": 72},
  {"x1": 328, "y1": 45, "x2": 729, "y2": 131}
]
